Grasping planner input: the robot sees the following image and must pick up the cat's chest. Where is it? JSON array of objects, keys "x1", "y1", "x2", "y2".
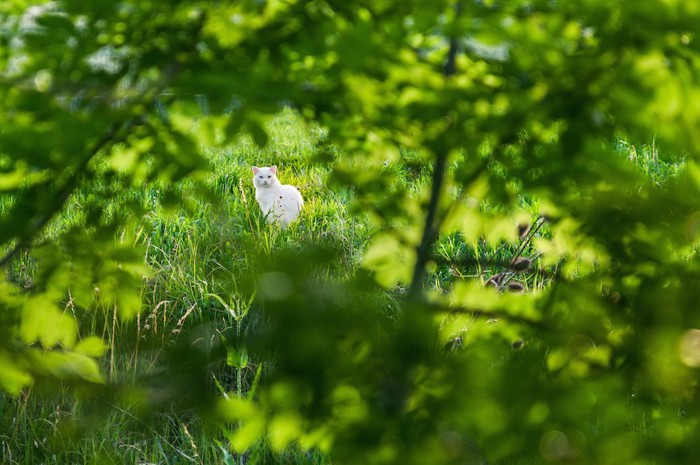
[{"x1": 255, "y1": 187, "x2": 280, "y2": 210}]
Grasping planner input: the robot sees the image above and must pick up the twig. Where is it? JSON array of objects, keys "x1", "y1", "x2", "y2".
[
  {"x1": 508, "y1": 215, "x2": 547, "y2": 266},
  {"x1": 427, "y1": 302, "x2": 551, "y2": 331}
]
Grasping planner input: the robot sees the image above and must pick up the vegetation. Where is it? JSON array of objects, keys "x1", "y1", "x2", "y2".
[
  {"x1": 2, "y1": 110, "x2": 356, "y2": 464},
  {"x1": 2, "y1": 1, "x2": 700, "y2": 464}
]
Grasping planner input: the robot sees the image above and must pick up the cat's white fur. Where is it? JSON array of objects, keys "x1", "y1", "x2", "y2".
[{"x1": 252, "y1": 165, "x2": 303, "y2": 227}]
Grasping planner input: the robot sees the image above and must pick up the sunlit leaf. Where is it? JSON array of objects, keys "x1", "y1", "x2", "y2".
[
  {"x1": 73, "y1": 336, "x2": 108, "y2": 357},
  {"x1": 363, "y1": 233, "x2": 415, "y2": 288},
  {"x1": 20, "y1": 296, "x2": 77, "y2": 349},
  {"x1": 231, "y1": 417, "x2": 265, "y2": 453},
  {"x1": 226, "y1": 346, "x2": 249, "y2": 369},
  {"x1": 31, "y1": 351, "x2": 105, "y2": 384},
  {"x1": 0, "y1": 351, "x2": 32, "y2": 395},
  {"x1": 268, "y1": 412, "x2": 303, "y2": 451}
]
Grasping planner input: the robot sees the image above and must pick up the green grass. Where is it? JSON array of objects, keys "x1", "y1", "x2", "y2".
[
  {"x1": 0, "y1": 109, "x2": 686, "y2": 464},
  {"x1": 1, "y1": 110, "x2": 356, "y2": 465},
  {"x1": 615, "y1": 138, "x2": 686, "y2": 184}
]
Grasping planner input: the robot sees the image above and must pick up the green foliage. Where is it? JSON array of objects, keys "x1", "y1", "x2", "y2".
[{"x1": 2, "y1": 1, "x2": 700, "y2": 464}]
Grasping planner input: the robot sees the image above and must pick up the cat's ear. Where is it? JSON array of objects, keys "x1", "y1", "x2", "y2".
[
  {"x1": 252, "y1": 166, "x2": 259, "y2": 174},
  {"x1": 270, "y1": 165, "x2": 277, "y2": 174}
]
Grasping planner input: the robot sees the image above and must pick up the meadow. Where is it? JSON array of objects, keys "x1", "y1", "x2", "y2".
[
  {"x1": 0, "y1": 108, "x2": 685, "y2": 465},
  {"x1": 1, "y1": 108, "x2": 397, "y2": 465}
]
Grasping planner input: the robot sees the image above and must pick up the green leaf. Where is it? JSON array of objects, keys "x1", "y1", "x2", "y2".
[
  {"x1": 226, "y1": 346, "x2": 249, "y2": 369},
  {"x1": 74, "y1": 336, "x2": 109, "y2": 357},
  {"x1": 217, "y1": 397, "x2": 257, "y2": 422},
  {"x1": 117, "y1": 290, "x2": 142, "y2": 321},
  {"x1": 231, "y1": 417, "x2": 265, "y2": 453},
  {"x1": 223, "y1": 110, "x2": 246, "y2": 142},
  {"x1": 247, "y1": 119, "x2": 269, "y2": 147},
  {"x1": 546, "y1": 348, "x2": 571, "y2": 372},
  {"x1": 35, "y1": 13, "x2": 76, "y2": 33},
  {"x1": 268, "y1": 412, "x2": 303, "y2": 451},
  {"x1": 0, "y1": 351, "x2": 32, "y2": 395},
  {"x1": 20, "y1": 296, "x2": 77, "y2": 349},
  {"x1": 363, "y1": 233, "x2": 415, "y2": 288},
  {"x1": 34, "y1": 351, "x2": 105, "y2": 384},
  {"x1": 108, "y1": 147, "x2": 140, "y2": 172},
  {"x1": 0, "y1": 170, "x2": 26, "y2": 191}
]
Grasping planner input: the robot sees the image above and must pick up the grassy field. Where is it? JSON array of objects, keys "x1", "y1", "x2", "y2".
[
  {"x1": 1, "y1": 110, "x2": 359, "y2": 464},
  {"x1": 0, "y1": 108, "x2": 686, "y2": 464}
]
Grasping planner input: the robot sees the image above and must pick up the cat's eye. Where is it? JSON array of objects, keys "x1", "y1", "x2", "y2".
[
  {"x1": 259, "y1": 176, "x2": 263, "y2": 178},
  {"x1": 267, "y1": 176, "x2": 271, "y2": 178}
]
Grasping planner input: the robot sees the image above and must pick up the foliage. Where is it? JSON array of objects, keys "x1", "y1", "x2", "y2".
[{"x1": 2, "y1": 1, "x2": 700, "y2": 464}]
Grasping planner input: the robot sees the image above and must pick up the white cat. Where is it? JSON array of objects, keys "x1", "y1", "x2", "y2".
[{"x1": 252, "y1": 165, "x2": 304, "y2": 227}]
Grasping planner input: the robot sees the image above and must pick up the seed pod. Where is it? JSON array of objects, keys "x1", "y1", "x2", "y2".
[
  {"x1": 511, "y1": 257, "x2": 532, "y2": 273},
  {"x1": 517, "y1": 222, "x2": 531, "y2": 239},
  {"x1": 485, "y1": 275, "x2": 501, "y2": 287},
  {"x1": 511, "y1": 339, "x2": 525, "y2": 350},
  {"x1": 507, "y1": 281, "x2": 526, "y2": 292}
]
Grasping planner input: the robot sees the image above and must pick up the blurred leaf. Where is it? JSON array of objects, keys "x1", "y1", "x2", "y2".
[
  {"x1": 35, "y1": 13, "x2": 75, "y2": 33},
  {"x1": 0, "y1": 351, "x2": 32, "y2": 395},
  {"x1": 29, "y1": 351, "x2": 105, "y2": 384},
  {"x1": 217, "y1": 397, "x2": 257, "y2": 422},
  {"x1": 247, "y1": 118, "x2": 269, "y2": 148},
  {"x1": 20, "y1": 296, "x2": 77, "y2": 349},
  {"x1": 268, "y1": 412, "x2": 303, "y2": 451},
  {"x1": 231, "y1": 417, "x2": 266, "y2": 453},
  {"x1": 117, "y1": 289, "x2": 142, "y2": 321},
  {"x1": 73, "y1": 336, "x2": 108, "y2": 357},
  {"x1": 363, "y1": 233, "x2": 415, "y2": 288}
]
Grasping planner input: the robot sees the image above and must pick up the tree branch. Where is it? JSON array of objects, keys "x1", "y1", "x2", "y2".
[
  {"x1": 426, "y1": 302, "x2": 551, "y2": 332},
  {"x1": 406, "y1": 9, "x2": 461, "y2": 301},
  {"x1": 407, "y1": 150, "x2": 450, "y2": 301},
  {"x1": 0, "y1": 121, "x2": 125, "y2": 268},
  {"x1": 0, "y1": 14, "x2": 207, "y2": 270}
]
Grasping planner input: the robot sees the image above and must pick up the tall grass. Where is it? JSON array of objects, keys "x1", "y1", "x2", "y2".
[
  {"x1": 1, "y1": 110, "x2": 356, "y2": 465},
  {"x1": 0, "y1": 108, "x2": 684, "y2": 464},
  {"x1": 615, "y1": 138, "x2": 685, "y2": 184}
]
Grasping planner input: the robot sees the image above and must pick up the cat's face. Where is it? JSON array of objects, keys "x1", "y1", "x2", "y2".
[{"x1": 252, "y1": 165, "x2": 278, "y2": 188}]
